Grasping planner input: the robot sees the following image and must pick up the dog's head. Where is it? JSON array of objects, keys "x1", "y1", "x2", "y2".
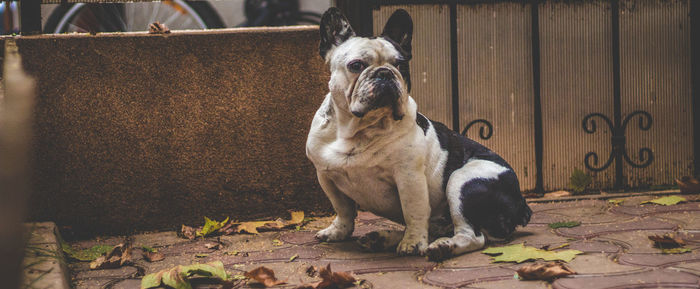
[{"x1": 319, "y1": 8, "x2": 412, "y2": 121}]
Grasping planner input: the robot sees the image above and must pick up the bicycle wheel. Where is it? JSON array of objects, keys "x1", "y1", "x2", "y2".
[{"x1": 44, "y1": 0, "x2": 224, "y2": 34}]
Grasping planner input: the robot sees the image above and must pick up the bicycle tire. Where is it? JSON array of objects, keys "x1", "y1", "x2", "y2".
[{"x1": 44, "y1": 0, "x2": 225, "y2": 34}]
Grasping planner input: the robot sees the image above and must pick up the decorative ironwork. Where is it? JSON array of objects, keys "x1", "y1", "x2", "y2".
[
  {"x1": 461, "y1": 119, "x2": 493, "y2": 140},
  {"x1": 582, "y1": 110, "x2": 654, "y2": 172}
]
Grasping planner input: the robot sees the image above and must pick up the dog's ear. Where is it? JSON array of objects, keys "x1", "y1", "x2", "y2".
[
  {"x1": 319, "y1": 7, "x2": 356, "y2": 59},
  {"x1": 381, "y1": 9, "x2": 413, "y2": 59}
]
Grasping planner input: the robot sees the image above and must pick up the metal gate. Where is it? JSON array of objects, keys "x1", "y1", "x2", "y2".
[{"x1": 339, "y1": 0, "x2": 698, "y2": 193}]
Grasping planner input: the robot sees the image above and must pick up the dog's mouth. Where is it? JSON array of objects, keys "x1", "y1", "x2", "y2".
[{"x1": 350, "y1": 68, "x2": 402, "y2": 119}]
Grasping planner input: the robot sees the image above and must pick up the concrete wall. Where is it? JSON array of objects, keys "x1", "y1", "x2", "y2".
[{"x1": 1, "y1": 27, "x2": 331, "y2": 236}]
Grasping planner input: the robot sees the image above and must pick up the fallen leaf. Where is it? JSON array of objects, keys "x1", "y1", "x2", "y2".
[
  {"x1": 649, "y1": 233, "x2": 686, "y2": 248},
  {"x1": 677, "y1": 176, "x2": 700, "y2": 193},
  {"x1": 516, "y1": 262, "x2": 576, "y2": 281},
  {"x1": 204, "y1": 242, "x2": 221, "y2": 250},
  {"x1": 225, "y1": 250, "x2": 239, "y2": 256},
  {"x1": 482, "y1": 243, "x2": 583, "y2": 263},
  {"x1": 548, "y1": 221, "x2": 581, "y2": 229},
  {"x1": 245, "y1": 266, "x2": 286, "y2": 287},
  {"x1": 305, "y1": 265, "x2": 317, "y2": 277},
  {"x1": 141, "y1": 261, "x2": 227, "y2": 289},
  {"x1": 62, "y1": 243, "x2": 113, "y2": 261},
  {"x1": 608, "y1": 199, "x2": 624, "y2": 205},
  {"x1": 234, "y1": 211, "x2": 307, "y2": 234},
  {"x1": 289, "y1": 254, "x2": 299, "y2": 262},
  {"x1": 296, "y1": 264, "x2": 356, "y2": 289},
  {"x1": 544, "y1": 190, "x2": 571, "y2": 198},
  {"x1": 179, "y1": 225, "x2": 197, "y2": 240},
  {"x1": 641, "y1": 195, "x2": 686, "y2": 206},
  {"x1": 272, "y1": 239, "x2": 284, "y2": 246},
  {"x1": 195, "y1": 253, "x2": 209, "y2": 258},
  {"x1": 661, "y1": 247, "x2": 692, "y2": 254},
  {"x1": 143, "y1": 251, "x2": 165, "y2": 262},
  {"x1": 90, "y1": 243, "x2": 132, "y2": 270},
  {"x1": 142, "y1": 246, "x2": 156, "y2": 253},
  {"x1": 148, "y1": 22, "x2": 170, "y2": 34},
  {"x1": 197, "y1": 217, "x2": 229, "y2": 238}
]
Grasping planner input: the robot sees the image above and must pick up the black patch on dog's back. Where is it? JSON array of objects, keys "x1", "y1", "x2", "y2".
[
  {"x1": 416, "y1": 113, "x2": 429, "y2": 135},
  {"x1": 428, "y1": 119, "x2": 511, "y2": 191}
]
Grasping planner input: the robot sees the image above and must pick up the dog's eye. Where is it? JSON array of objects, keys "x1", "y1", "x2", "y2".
[{"x1": 347, "y1": 60, "x2": 368, "y2": 73}]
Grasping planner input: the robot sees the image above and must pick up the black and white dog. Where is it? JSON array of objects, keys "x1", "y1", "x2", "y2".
[{"x1": 306, "y1": 8, "x2": 532, "y2": 261}]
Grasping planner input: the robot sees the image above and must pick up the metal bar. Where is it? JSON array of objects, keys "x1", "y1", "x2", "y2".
[
  {"x1": 530, "y1": 0, "x2": 544, "y2": 194},
  {"x1": 611, "y1": 0, "x2": 624, "y2": 189},
  {"x1": 692, "y1": 0, "x2": 700, "y2": 176},
  {"x1": 449, "y1": 0, "x2": 459, "y2": 132},
  {"x1": 19, "y1": 0, "x2": 41, "y2": 35}
]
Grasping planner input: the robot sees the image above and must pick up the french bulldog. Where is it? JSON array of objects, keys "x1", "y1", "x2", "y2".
[{"x1": 306, "y1": 7, "x2": 532, "y2": 261}]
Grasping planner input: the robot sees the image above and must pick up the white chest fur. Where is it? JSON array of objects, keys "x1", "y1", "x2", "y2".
[{"x1": 306, "y1": 95, "x2": 449, "y2": 224}]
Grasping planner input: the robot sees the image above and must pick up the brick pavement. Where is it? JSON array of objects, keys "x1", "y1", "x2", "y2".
[{"x1": 64, "y1": 192, "x2": 700, "y2": 289}]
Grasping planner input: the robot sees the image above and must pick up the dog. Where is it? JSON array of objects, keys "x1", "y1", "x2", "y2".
[{"x1": 305, "y1": 7, "x2": 532, "y2": 261}]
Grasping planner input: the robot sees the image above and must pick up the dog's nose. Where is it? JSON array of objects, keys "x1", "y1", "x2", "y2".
[
  {"x1": 351, "y1": 110, "x2": 366, "y2": 118},
  {"x1": 374, "y1": 69, "x2": 393, "y2": 81}
]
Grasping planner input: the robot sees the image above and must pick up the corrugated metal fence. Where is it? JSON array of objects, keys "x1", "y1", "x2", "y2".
[{"x1": 363, "y1": 0, "x2": 696, "y2": 192}]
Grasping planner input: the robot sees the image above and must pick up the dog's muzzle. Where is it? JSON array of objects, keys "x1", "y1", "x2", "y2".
[{"x1": 350, "y1": 68, "x2": 403, "y2": 120}]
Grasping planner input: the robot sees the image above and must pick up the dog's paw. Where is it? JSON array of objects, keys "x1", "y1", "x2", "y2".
[
  {"x1": 357, "y1": 230, "x2": 402, "y2": 252},
  {"x1": 396, "y1": 235, "x2": 427, "y2": 256},
  {"x1": 315, "y1": 224, "x2": 352, "y2": 242},
  {"x1": 426, "y1": 237, "x2": 456, "y2": 262}
]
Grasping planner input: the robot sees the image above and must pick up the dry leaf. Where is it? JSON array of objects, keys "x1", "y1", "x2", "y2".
[
  {"x1": 516, "y1": 262, "x2": 576, "y2": 281},
  {"x1": 148, "y1": 22, "x2": 170, "y2": 34},
  {"x1": 245, "y1": 266, "x2": 286, "y2": 287},
  {"x1": 295, "y1": 264, "x2": 355, "y2": 289},
  {"x1": 482, "y1": 243, "x2": 583, "y2": 263},
  {"x1": 90, "y1": 243, "x2": 132, "y2": 269},
  {"x1": 677, "y1": 176, "x2": 700, "y2": 193},
  {"x1": 179, "y1": 224, "x2": 197, "y2": 240},
  {"x1": 205, "y1": 242, "x2": 221, "y2": 250},
  {"x1": 544, "y1": 190, "x2": 571, "y2": 198},
  {"x1": 143, "y1": 251, "x2": 164, "y2": 262},
  {"x1": 649, "y1": 233, "x2": 685, "y2": 248},
  {"x1": 234, "y1": 211, "x2": 307, "y2": 234},
  {"x1": 305, "y1": 265, "x2": 318, "y2": 277}
]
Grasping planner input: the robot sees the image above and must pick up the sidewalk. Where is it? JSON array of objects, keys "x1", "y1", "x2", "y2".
[{"x1": 49, "y1": 191, "x2": 700, "y2": 288}]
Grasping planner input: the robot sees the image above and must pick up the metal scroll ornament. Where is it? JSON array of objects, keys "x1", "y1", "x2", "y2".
[
  {"x1": 581, "y1": 110, "x2": 654, "y2": 172},
  {"x1": 462, "y1": 119, "x2": 493, "y2": 140}
]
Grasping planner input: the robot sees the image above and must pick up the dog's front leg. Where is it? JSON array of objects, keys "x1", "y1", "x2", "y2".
[
  {"x1": 395, "y1": 168, "x2": 430, "y2": 256},
  {"x1": 315, "y1": 171, "x2": 357, "y2": 242}
]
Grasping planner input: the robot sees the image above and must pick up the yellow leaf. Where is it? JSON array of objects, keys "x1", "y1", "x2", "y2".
[{"x1": 641, "y1": 196, "x2": 686, "y2": 206}]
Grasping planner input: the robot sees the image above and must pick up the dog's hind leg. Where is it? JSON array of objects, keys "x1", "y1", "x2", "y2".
[
  {"x1": 426, "y1": 160, "x2": 509, "y2": 261},
  {"x1": 315, "y1": 172, "x2": 357, "y2": 242}
]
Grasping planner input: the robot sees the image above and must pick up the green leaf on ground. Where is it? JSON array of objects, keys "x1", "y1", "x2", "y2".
[
  {"x1": 197, "y1": 216, "x2": 229, "y2": 238},
  {"x1": 482, "y1": 243, "x2": 583, "y2": 263},
  {"x1": 608, "y1": 199, "x2": 624, "y2": 205},
  {"x1": 141, "y1": 246, "x2": 156, "y2": 253},
  {"x1": 641, "y1": 196, "x2": 686, "y2": 206},
  {"x1": 62, "y1": 243, "x2": 114, "y2": 262},
  {"x1": 661, "y1": 247, "x2": 692, "y2": 254},
  {"x1": 548, "y1": 221, "x2": 581, "y2": 229},
  {"x1": 141, "y1": 261, "x2": 228, "y2": 289}
]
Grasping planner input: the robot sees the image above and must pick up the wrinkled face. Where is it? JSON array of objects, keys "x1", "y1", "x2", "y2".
[
  {"x1": 319, "y1": 7, "x2": 413, "y2": 121},
  {"x1": 328, "y1": 37, "x2": 409, "y2": 120}
]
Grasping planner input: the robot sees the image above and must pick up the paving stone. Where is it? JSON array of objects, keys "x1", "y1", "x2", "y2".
[
  {"x1": 422, "y1": 266, "x2": 514, "y2": 288},
  {"x1": 505, "y1": 224, "x2": 571, "y2": 246},
  {"x1": 565, "y1": 253, "x2": 641, "y2": 274},
  {"x1": 133, "y1": 231, "x2": 191, "y2": 248},
  {"x1": 74, "y1": 266, "x2": 139, "y2": 279},
  {"x1": 566, "y1": 239, "x2": 624, "y2": 253},
  {"x1": 207, "y1": 245, "x2": 325, "y2": 265},
  {"x1": 671, "y1": 261, "x2": 700, "y2": 275},
  {"x1": 652, "y1": 211, "x2": 700, "y2": 230},
  {"x1": 318, "y1": 241, "x2": 396, "y2": 260},
  {"x1": 328, "y1": 256, "x2": 436, "y2": 274},
  {"x1": 109, "y1": 278, "x2": 142, "y2": 289},
  {"x1": 552, "y1": 268, "x2": 700, "y2": 289},
  {"x1": 356, "y1": 271, "x2": 440, "y2": 289},
  {"x1": 611, "y1": 202, "x2": 700, "y2": 217},
  {"x1": 439, "y1": 249, "x2": 498, "y2": 268},
  {"x1": 618, "y1": 251, "x2": 700, "y2": 267},
  {"x1": 467, "y1": 279, "x2": 550, "y2": 289},
  {"x1": 279, "y1": 231, "x2": 319, "y2": 245},
  {"x1": 73, "y1": 278, "x2": 116, "y2": 289},
  {"x1": 157, "y1": 239, "x2": 225, "y2": 256},
  {"x1": 529, "y1": 202, "x2": 627, "y2": 225},
  {"x1": 555, "y1": 217, "x2": 677, "y2": 239}
]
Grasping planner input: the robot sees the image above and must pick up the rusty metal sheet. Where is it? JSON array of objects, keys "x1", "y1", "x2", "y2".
[
  {"x1": 373, "y1": 4, "x2": 453, "y2": 128},
  {"x1": 619, "y1": 0, "x2": 693, "y2": 188},
  {"x1": 456, "y1": 3, "x2": 536, "y2": 191},
  {"x1": 539, "y1": 1, "x2": 616, "y2": 190}
]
